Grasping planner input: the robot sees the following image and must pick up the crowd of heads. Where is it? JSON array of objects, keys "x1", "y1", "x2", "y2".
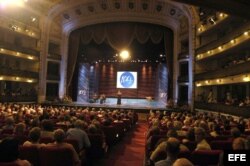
[{"x1": 147, "y1": 110, "x2": 250, "y2": 165}]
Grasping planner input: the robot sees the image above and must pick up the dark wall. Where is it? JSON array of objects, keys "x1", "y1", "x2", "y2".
[{"x1": 98, "y1": 63, "x2": 157, "y2": 98}]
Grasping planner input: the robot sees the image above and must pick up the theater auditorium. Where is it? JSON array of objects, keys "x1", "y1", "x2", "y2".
[{"x1": 0, "y1": 0, "x2": 250, "y2": 166}]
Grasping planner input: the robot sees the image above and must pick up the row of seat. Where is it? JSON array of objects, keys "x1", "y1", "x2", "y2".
[{"x1": 19, "y1": 145, "x2": 75, "y2": 166}]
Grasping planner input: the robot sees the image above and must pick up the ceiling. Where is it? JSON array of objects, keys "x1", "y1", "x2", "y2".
[{"x1": 171, "y1": 0, "x2": 250, "y2": 19}]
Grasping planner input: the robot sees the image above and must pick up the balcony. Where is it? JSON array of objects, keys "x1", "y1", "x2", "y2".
[
  {"x1": 196, "y1": 13, "x2": 230, "y2": 36},
  {"x1": 178, "y1": 52, "x2": 189, "y2": 60},
  {"x1": 0, "y1": 95, "x2": 37, "y2": 102},
  {"x1": 195, "y1": 60, "x2": 250, "y2": 81},
  {"x1": 0, "y1": 42, "x2": 40, "y2": 58},
  {"x1": 196, "y1": 23, "x2": 250, "y2": 61},
  {"x1": 0, "y1": 68, "x2": 39, "y2": 79},
  {"x1": 47, "y1": 74, "x2": 60, "y2": 81},
  {"x1": 48, "y1": 53, "x2": 61, "y2": 60},
  {"x1": 178, "y1": 75, "x2": 189, "y2": 83},
  {"x1": 195, "y1": 102, "x2": 250, "y2": 118}
]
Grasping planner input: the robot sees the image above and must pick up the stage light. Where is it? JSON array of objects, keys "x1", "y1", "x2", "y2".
[
  {"x1": 120, "y1": 50, "x2": 130, "y2": 60},
  {"x1": 243, "y1": 75, "x2": 250, "y2": 82},
  {"x1": 27, "y1": 79, "x2": 33, "y2": 83},
  {"x1": 0, "y1": 0, "x2": 27, "y2": 7}
]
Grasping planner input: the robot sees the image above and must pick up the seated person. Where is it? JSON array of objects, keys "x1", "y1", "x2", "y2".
[
  {"x1": 150, "y1": 130, "x2": 189, "y2": 162},
  {"x1": 154, "y1": 137, "x2": 180, "y2": 166},
  {"x1": 173, "y1": 158, "x2": 194, "y2": 166},
  {"x1": 66, "y1": 120, "x2": 91, "y2": 150},
  {"x1": 93, "y1": 93, "x2": 98, "y2": 102},
  {"x1": 23, "y1": 127, "x2": 45, "y2": 148},
  {"x1": 166, "y1": 98, "x2": 174, "y2": 108},
  {"x1": 40, "y1": 119, "x2": 54, "y2": 139},
  {"x1": 47, "y1": 129, "x2": 81, "y2": 166},
  {"x1": 194, "y1": 127, "x2": 211, "y2": 150},
  {"x1": 0, "y1": 137, "x2": 31, "y2": 166},
  {"x1": 232, "y1": 137, "x2": 247, "y2": 150}
]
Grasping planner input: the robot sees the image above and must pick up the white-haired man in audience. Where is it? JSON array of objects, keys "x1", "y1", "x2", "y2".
[
  {"x1": 194, "y1": 127, "x2": 211, "y2": 150},
  {"x1": 155, "y1": 137, "x2": 180, "y2": 166}
]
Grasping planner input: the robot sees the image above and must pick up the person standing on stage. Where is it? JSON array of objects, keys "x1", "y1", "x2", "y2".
[{"x1": 117, "y1": 90, "x2": 122, "y2": 105}]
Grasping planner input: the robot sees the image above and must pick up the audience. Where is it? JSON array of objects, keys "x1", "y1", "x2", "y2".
[
  {"x1": 47, "y1": 129, "x2": 81, "y2": 166},
  {"x1": 232, "y1": 137, "x2": 247, "y2": 150},
  {"x1": 23, "y1": 127, "x2": 45, "y2": 148},
  {"x1": 150, "y1": 130, "x2": 189, "y2": 162},
  {"x1": 14, "y1": 122, "x2": 26, "y2": 136},
  {"x1": 40, "y1": 119, "x2": 54, "y2": 139},
  {"x1": 66, "y1": 119, "x2": 91, "y2": 150},
  {"x1": 194, "y1": 127, "x2": 211, "y2": 150},
  {"x1": 173, "y1": 158, "x2": 194, "y2": 166},
  {"x1": 0, "y1": 138, "x2": 31, "y2": 166},
  {"x1": 154, "y1": 137, "x2": 180, "y2": 166},
  {"x1": 1, "y1": 103, "x2": 250, "y2": 166}
]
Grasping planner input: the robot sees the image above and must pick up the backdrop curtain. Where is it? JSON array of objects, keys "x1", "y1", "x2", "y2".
[
  {"x1": 78, "y1": 23, "x2": 166, "y2": 50},
  {"x1": 67, "y1": 22, "x2": 172, "y2": 94},
  {"x1": 67, "y1": 31, "x2": 80, "y2": 88},
  {"x1": 106, "y1": 23, "x2": 135, "y2": 51}
]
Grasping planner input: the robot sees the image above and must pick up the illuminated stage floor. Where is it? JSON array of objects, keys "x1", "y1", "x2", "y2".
[{"x1": 65, "y1": 98, "x2": 167, "y2": 111}]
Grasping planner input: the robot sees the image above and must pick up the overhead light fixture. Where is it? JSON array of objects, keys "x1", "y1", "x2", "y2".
[
  {"x1": 208, "y1": 17, "x2": 216, "y2": 25},
  {"x1": 243, "y1": 75, "x2": 250, "y2": 82},
  {"x1": 31, "y1": 17, "x2": 36, "y2": 22},
  {"x1": 219, "y1": 13, "x2": 224, "y2": 17},
  {"x1": 196, "y1": 83, "x2": 201, "y2": 87},
  {"x1": 27, "y1": 79, "x2": 33, "y2": 83},
  {"x1": 0, "y1": 0, "x2": 27, "y2": 7},
  {"x1": 120, "y1": 50, "x2": 130, "y2": 60}
]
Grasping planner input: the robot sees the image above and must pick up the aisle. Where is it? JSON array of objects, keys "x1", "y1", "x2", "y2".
[{"x1": 96, "y1": 122, "x2": 147, "y2": 166}]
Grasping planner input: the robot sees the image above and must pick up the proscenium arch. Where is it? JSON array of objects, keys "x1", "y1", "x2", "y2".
[
  {"x1": 59, "y1": 20, "x2": 178, "y2": 98},
  {"x1": 44, "y1": 0, "x2": 197, "y2": 101}
]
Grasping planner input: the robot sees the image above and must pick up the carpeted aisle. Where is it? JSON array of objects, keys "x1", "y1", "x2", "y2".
[{"x1": 95, "y1": 122, "x2": 147, "y2": 166}]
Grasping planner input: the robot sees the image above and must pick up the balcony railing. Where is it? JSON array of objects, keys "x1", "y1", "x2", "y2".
[
  {"x1": 178, "y1": 75, "x2": 189, "y2": 83},
  {"x1": 48, "y1": 53, "x2": 61, "y2": 60},
  {"x1": 0, "y1": 95, "x2": 37, "y2": 102},
  {"x1": 178, "y1": 52, "x2": 189, "y2": 60},
  {"x1": 0, "y1": 42, "x2": 40, "y2": 57},
  {"x1": 0, "y1": 68, "x2": 39, "y2": 79},
  {"x1": 195, "y1": 60, "x2": 250, "y2": 81},
  {"x1": 196, "y1": 23, "x2": 250, "y2": 54},
  {"x1": 47, "y1": 74, "x2": 60, "y2": 81},
  {"x1": 195, "y1": 102, "x2": 250, "y2": 118}
]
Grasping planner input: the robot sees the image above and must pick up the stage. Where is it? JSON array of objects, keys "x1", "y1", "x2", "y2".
[{"x1": 44, "y1": 98, "x2": 170, "y2": 112}]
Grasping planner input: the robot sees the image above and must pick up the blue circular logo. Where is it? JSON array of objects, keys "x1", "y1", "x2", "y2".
[{"x1": 120, "y1": 72, "x2": 134, "y2": 88}]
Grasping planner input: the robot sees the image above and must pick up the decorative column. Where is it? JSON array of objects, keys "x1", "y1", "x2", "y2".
[
  {"x1": 37, "y1": 17, "x2": 51, "y2": 103},
  {"x1": 172, "y1": 29, "x2": 179, "y2": 105},
  {"x1": 59, "y1": 32, "x2": 70, "y2": 99}
]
